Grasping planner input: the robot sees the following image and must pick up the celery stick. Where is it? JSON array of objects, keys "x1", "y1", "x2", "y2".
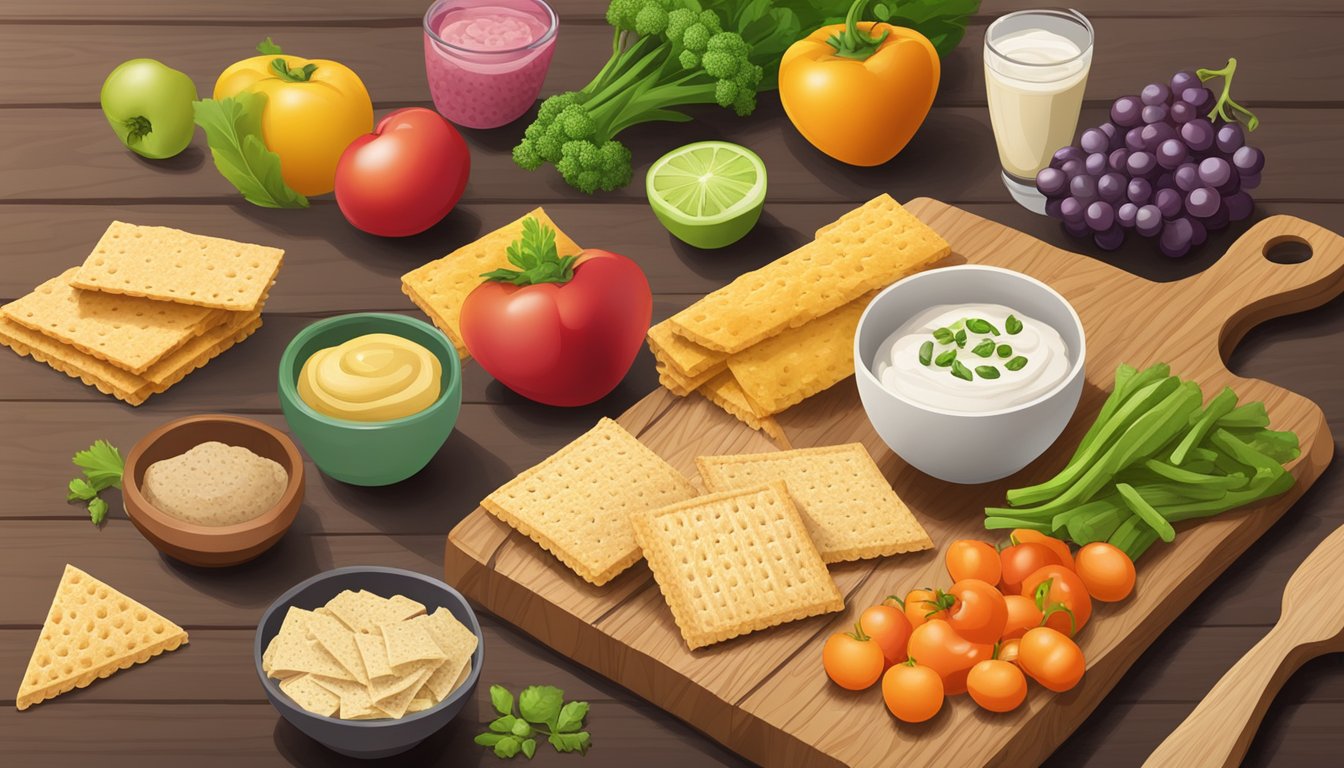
[
  {"x1": 1160, "y1": 471, "x2": 1296, "y2": 522},
  {"x1": 1211, "y1": 429, "x2": 1285, "y2": 475},
  {"x1": 1066, "y1": 503, "x2": 1128, "y2": 544},
  {"x1": 1217, "y1": 402, "x2": 1269, "y2": 429},
  {"x1": 1171, "y1": 387, "x2": 1239, "y2": 465},
  {"x1": 1229, "y1": 428, "x2": 1301, "y2": 464},
  {"x1": 1143, "y1": 459, "x2": 1249, "y2": 490},
  {"x1": 1070, "y1": 363, "x2": 1158, "y2": 459},
  {"x1": 1108, "y1": 515, "x2": 1159, "y2": 560},
  {"x1": 1116, "y1": 483, "x2": 1176, "y2": 542},
  {"x1": 984, "y1": 516, "x2": 1053, "y2": 532}
]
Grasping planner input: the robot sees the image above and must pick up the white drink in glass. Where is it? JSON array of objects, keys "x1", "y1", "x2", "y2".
[{"x1": 985, "y1": 10, "x2": 1093, "y2": 213}]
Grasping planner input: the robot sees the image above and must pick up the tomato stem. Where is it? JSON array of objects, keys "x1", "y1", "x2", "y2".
[
  {"x1": 123, "y1": 115, "x2": 152, "y2": 142},
  {"x1": 825, "y1": 0, "x2": 889, "y2": 62},
  {"x1": 1039, "y1": 602, "x2": 1078, "y2": 636},
  {"x1": 270, "y1": 57, "x2": 318, "y2": 83},
  {"x1": 847, "y1": 622, "x2": 871, "y2": 642}
]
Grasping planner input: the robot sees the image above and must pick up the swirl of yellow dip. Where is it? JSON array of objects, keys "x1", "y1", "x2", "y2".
[{"x1": 298, "y1": 333, "x2": 442, "y2": 422}]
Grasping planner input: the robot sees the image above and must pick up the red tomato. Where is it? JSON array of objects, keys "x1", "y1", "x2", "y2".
[
  {"x1": 860, "y1": 605, "x2": 912, "y2": 667},
  {"x1": 1011, "y1": 529, "x2": 1075, "y2": 570},
  {"x1": 1018, "y1": 626, "x2": 1086, "y2": 692},
  {"x1": 1021, "y1": 565, "x2": 1093, "y2": 636},
  {"x1": 461, "y1": 249, "x2": 652, "y2": 406},
  {"x1": 334, "y1": 108, "x2": 470, "y2": 237},
  {"x1": 906, "y1": 619, "x2": 992, "y2": 695},
  {"x1": 999, "y1": 542, "x2": 1062, "y2": 595},
  {"x1": 822, "y1": 625, "x2": 885, "y2": 691},
  {"x1": 946, "y1": 540, "x2": 1002, "y2": 585},
  {"x1": 943, "y1": 580, "x2": 1008, "y2": 645},
  {"x1": 1001, "y1": 594, "x2": 1044, "y2": 640},
  {"x1": 1074, "y1": 542, "x2": 1137, "y2": 602},
  {"x1": 902, "y1": 588, "x2": 942, "y2": 629}
]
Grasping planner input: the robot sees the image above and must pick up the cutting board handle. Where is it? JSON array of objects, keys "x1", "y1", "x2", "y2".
[{"x1": 1183, "y1": 215, "x2": 1344, "y2": 360}]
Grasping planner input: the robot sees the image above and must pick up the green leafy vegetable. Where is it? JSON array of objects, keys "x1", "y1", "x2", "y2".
[
  {"x1": 480, "y1": 218, "x2": 579, "y2": 286},
  {"x1": 975, "y1": 365, "x2": 1000, "y2": 380},
  {"x1": 934, "y1": 349, "x2": 957, "y2": 367},
  {"x1": 478, "y1": 684, "x2": 591, "y2": 759},
  {"x1": 951, "y1": 359, "x2": 972, "y2": 381},
  {"x1": 67, "y1": 441, "x2": 123, "y2": 526},
  {"x1": 965, "y1": 318, "x2": 998, "y2": 335},
  {"x1": 861, "y1": 0, "x2": 981, "y2": 57},
  {"x1": 1005, "y1": 356, "x2": 1028, "y2": 371},
  {"x1": 918, "y1": 340, "x2": 934, "y2": 366},
  {"x1": 954, "y1": 328, "x2": 967, "y2": 347},
  {"x1": 1005, "y1": 314, "x2": 1023, "y2": 335},
  {"x1": 996, "y1": 344, "x2": 1012, "y2": 358},
  {"x1": 192, "y1": 92, "x2": 308, "y2": 209},
  {"x1": 88, "y1": 497, "x2": 109, "y2": 526},
  {"x1": 933, "y1": 327, "x2": 954, "y2": 344},
  {"x1": 256, "y1": 36, "x2": 283, "y2": 55},
  {"x1": 972, "y1": 339, "x2": 995, "y2": 357}
]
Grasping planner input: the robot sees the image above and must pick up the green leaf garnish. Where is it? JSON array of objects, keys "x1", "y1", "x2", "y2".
[
  {"x1": 932, "y1": 327, "x2": 954, "y2": 344},
  {"x1": 192, "y1": 93, "x2": 308, "y2": 209},
  {"x1": 256, "y1": 36, "x2": 283, "y2": 55},
  {"x1": 519, "y1": 685, "x2": 564, "y2": 726},
  {"x1": 490, "y1": 684, "x2": 515, "y2": 716},
  {"x1": 954, "y1": 329, "x2": 968, "y2": 348},
  {"x1": 1005, "y1": 315, "x2": 1023, "y2": 335},
  {"x1": 918, "y1": 341, "x2": 934, "y2": 366},
  {"x1": 478, "y1": 684, "x2": 590, "y2": 759},
  {"x1": 481, "y1": 218, "x2": 580, "y2": 286},
  {"x1": 88, "y1": 497, "x2": 109, "y2": 526},
  {"x1": 997, "y1": 344, "x2": 1013, "y2": 358},
  {"x1": 935, "y1": 349, "x2": 957, "y2": 367},
  {"x1": 67, "y1": 477, "x2": 98, "y2": 502},
  {"x1": 68, "y1": 440, "x2": 123, "y2": 526},
  {"x1": 951, "y1": 360, "x2": 973, "y2": 381},
  {"x1": 976, "y1": 365, "x2": 1001, "y2": 379},
  {"x1": 1006, "y1": 355, "x2": 1029, "y2": 371},
  {"x1": 966, "y1": 318, "x2": 999, "y2": 335},
  {"x1": 972, "y1": 339, "x2": 995, "y2": 357}
]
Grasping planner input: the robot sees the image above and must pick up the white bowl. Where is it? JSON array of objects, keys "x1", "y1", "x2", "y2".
[{"x1": 854, "y1": 265, "x2": 1086, "y2": 484}]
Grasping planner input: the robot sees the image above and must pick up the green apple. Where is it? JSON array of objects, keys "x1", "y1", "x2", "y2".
[{"x1": 100, "y1": 59, "x2": 198, "y2": 160}]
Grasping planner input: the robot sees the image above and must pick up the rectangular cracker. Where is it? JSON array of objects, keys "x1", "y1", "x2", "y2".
[
  {"x1": 666, "y1": 195, "x2": 949, "y2": 353},
  {"x1": 269, "y1": 608, "x2": 355, "y2": 682},
  {"x1": 381, "y1": 619, "x2": 446, "y2": 669},
  {"x1": 377, "y1": 668, "x2": 435, "y2": 719},
  {"x1": 3, "y1": 268, "x2": 227, "y2": 374},
  {"x1": 656, "y1": 358, "x2": 723, "y2": 397},
  {"x1": 310, "y1": 676, "x2": 380, "y2": 720},
  {"x1": 353, "y1": 631, "x2": 396, "y2": 680},
  {"x1": 280, "y1": 674, "x2": 340, "y2": 718},
  {"x1": 647, "y1": 320, "x2": 726, "y2": 378},
  {"x1": 481, "y1": 417, "x2": 697, "y2": 586},
  {"x1": 401, "y1": 208, "x2": 580, "y2": 360},
  {"x1": 421, "y1": 608, "x2": 478, "y2": 701},
  {"x1": 631, "y1": 482, "x2": 844, "y2": 650},
  {"x1": 307, "y1": 612, "x2": 369, "y2": 686},
  {"x1": 697, "y1": 444, "x2": 934, "y2": 563},
  {"x1": 698, "y1": 371, "x2": 787, "y2": 446},
  {"x1": 726, "y1": 291, "x2": 875, "y2": 415},
  {"x1": 70, "y1": 221, "x2": 283, "y2": 312},
  {"x1": 0, "y1": 312, "x2": 262, "y2": 406}
]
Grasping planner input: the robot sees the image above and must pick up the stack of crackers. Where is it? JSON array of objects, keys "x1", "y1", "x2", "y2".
[
  {"x1": 16, "y1": 564, "x2": 188, "y2": 710},
  {"x1": 402, "y1": 208, "x2": 579, "y2": 361},
  {"x1": 261, "y1": 590, "x2": 478, "y2": 720},
  {"x1": 0, "y1": 221, "x2": 282, "y2": 405},
  {"x1": 649, "y1": 194, "x2": 950, "y2": 442},
  {"x1": 481, "y1": 419, "x2": 932, "y2": 650}
]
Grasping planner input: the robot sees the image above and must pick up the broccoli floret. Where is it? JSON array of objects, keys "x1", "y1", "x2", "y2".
[
  {"x1": 682, "y1": 22, "x2": 711, "y2": 53},
  {"x1": 714, "y1": 79, "x2": 739, "y2": 108},
  {"x1": 634, "y1": 3, "x2": 670, "y2": 36},
  {"x1": 665, "y1": 8, "x2": 695, "y2": 40},
  {"x1": 678, "y1": 49, "x2": 700, "y2": 70},
  {"x1": 702, "y1": 50, "x2": 740, "y2": 80},
  {"x1": 557, "y1": 104, "x2": 596, "y2": 140},
  {"x1": 556, "y1": 139, "x2": 632, "y2": 194},
  {"x1": 605, "y1": 0, "x2": 643, "y2": 30}
]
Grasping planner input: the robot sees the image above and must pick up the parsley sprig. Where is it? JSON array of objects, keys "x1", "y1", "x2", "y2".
[
  {"x1": 66, "y1": 440, "x2": 123, "y2": 526},
  {"x1": 475, "y1": 684, "x2": 591, "y2": 759},
  {"x1": 479, "y1": 218, "x2": 580, "y2": 286}
]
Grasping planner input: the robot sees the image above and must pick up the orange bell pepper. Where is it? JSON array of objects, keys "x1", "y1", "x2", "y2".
[{"x1": 778, "y1": 0, "x2": 940, "y2": 167}]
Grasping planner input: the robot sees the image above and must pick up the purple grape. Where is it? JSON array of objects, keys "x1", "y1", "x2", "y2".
[
  {"x1": 1170, "y1": 71, "x2": 1198, "y2": 95},
  {"x1": 1170, "y1": 101, "x2": 1195, "y2": 124},
  {"x1": 1135, "y1": 205, "x2": 1163, "y2": 237},
  {"x1": 1186, "y1": 187, "x2": 1222, "y2": 218},
  {"x1": 1127, "y1": 151, "x2": 1157, "y2": 178},
  {"x1": 1141, "y1": 83, "x2": 1171, "y2": 106},
  {"x1": 1216, "y1": 123, "x2": 1246, "y2": 154},
  {"x1": 1240, "y1": 171, "x2": 1261, "y2": 190},
  {"x1": 1156, "y1": 138, "x2": 1188, "y2": 169},
  {"x1": 1117, "y1": 202, "x2": 1139, "y2": 228},
  {"x1": 1045, "y1": 198, "x2": 1064, "y2": 219},
  {"x1": 1081, "y1": 128, "x2": 1110, "y2": 155},
  {"x1": 1064, "y1": 219, "x2": 1091, "y2": 239},
  {"x1": 1155, "y1": 187, "x2": 1183, "y2": 218},
  {"x1": 1142, "y1": 104, "x2": 1169, "y2": 124},
  {"x1": 1174, "y1": 163, "x2": 1201, "y2": 192},
  {"x1": 1180, "y1": 119, "x2": 1215, "y2": 152},
  {"x1": 1125, "y1": 127, "x2": 1146, "y2": 152},
  {"x1": 1232, "y1": 145, "x2": 1264, "y2": 174},
  {"x1": 1140, "y1": 123, "x2": 1176, "y2": 151},
  {"x1": 1098, "y1": 172, "x2": 1126, "y2": 203},
  {"x1": 1181, "y1": 87, "x2": 1212, "y2": 108},
  {"x1": 1190, "y1": 218, "x2": 1208, "y2": 246},
  {"x1": 1085, "y1": 152, "x2": 1107, "y2": 176},
  {"x1": 1216, "y1": 173, "x2": 1241, "y2": 197},
  {"x1": 1159, "y1": 218, "x2": 1194, "y2": 257},
  {"x1": 1060, "y1": 196, "x2": 1085, "y2": 223},
  {"x1": 1054, "y1": 146, "x2": 1085, "y2": 166},
  {"x1": 1070, "y1": 174, "x2": 1099, "y2": 203},
  {"x1": 1099, "y1": 121, "x2": 1123, "y2": 150},
  {"x1": 1127, "y1": 177, "x2": 1153, "y2": 204},
  {"x1": 1085, "y1": 201, "x2": 1116, "y2": 232},
  {"x1": 1112, "y1": 96, "x2": 1143, "y2": 127},
  {"x1": 1062, "y1": 159, "x2": 1085, "y2": 178},
  {"x1": 1154, "y1": 172, "x2": 1176, "y2": 191},
  {"x1": 1204, "y1": 204, "x2": 1230, "y2": 231},
  {"x1": 1108, "y1": 148, "x2": 1131, "y2": 173},
  {"x1": 1198, "y1": 157, "x2": 1233, "y2": 188},
  {"x1": 1036, "y1": 167, "x2": 1068, "y2": 197},
  {"x1": 1224, "y1": 191, "x2": 1254, "y2": 221},
  {"x1": 1095, "y1": 225, "x2": 1126, "y2": 251}
]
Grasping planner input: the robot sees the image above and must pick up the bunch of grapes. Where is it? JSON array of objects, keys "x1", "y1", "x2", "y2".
[{"x1": 1037, "y1": 58, "x2": 1264, "y2": 257}]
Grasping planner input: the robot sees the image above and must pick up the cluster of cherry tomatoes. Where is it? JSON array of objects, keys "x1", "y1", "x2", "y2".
[{"x1": 822, "y1": 530, "x2": 1137, "y2": 723}]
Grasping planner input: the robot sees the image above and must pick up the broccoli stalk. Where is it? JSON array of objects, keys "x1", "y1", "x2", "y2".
[{"x1": 513, "y1": 0, "x2": 765, "y2": 194}]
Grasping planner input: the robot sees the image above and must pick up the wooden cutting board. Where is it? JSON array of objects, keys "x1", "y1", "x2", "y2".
[{"x1": 444, "y1": 198, "x2": 1344, "y2": 768}]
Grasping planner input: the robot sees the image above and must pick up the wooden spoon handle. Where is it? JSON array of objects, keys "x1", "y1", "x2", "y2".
[{"x1": 1144, "y1": 624, "x2": 1320, "y2": 768}]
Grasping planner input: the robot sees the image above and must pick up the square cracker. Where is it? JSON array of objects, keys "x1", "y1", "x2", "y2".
[
  {"x1": 3, "y1": 267, "x2": 227, "y2": 374},
  {"x1": 353, "y1": 631, "x2": 396, "y2": 680},
  {"x1": 381, "y1": 618, "x2": 446, "y2": 669},
  {"x1": 481, "y1": 417, "x2": 697, "y2": 586},
  {"x1": 666, "y1": 195, "x2": 949, "y2": 353},
  {"x1": 311, "y1": 676, "x2": 381, "y2": 720},
  {"x1": 630, "y1": 482, "x2": 844, "y2": 650},
  {"x1": 268, "y1": 608, "x2": 355, "y2": 682},
  {"x1": 697, "y1": 443, "x2": 933, "y2": 563},
  {"x1": 307, "y1": 612, "x2": 369, "y2": 685},
  {"x1": 726, "y1": 291, "x2": 876, "y2": 415},
  {"x1": 70, "y1": 221, "x2": 283, "y2": 312},
  {"x1": 421, "y1": 608, "x2": 478, "y2": 701},
  {"x1": 647, "y1": 320, "x2": 726, "y2": 379},
  {"x1": 280, "y1": 674, "x2": 340, "y2": 717},
  {"x1": 697, "y1": 371, "x2": 786, "y2": 446},
  {"x1": 402, "y1": 207, "x2": 580, "y2": 360},
  {"x1": 377, "y1": 668, "x2": 435, "y2": 720}
]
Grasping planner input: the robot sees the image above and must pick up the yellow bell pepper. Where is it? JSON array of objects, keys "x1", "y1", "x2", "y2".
[{"x1": 214, "y1": 54, "x2": 373, "y2": 196}]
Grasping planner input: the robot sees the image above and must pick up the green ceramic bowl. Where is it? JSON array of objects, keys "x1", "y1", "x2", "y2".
[{"x1": 278, "y1": 313, "x2": 462, "y2": 486}]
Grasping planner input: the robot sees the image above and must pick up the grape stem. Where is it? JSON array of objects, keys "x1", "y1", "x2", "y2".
[{"x1": 1196, "y1": 57, "x2": 1260, "y2": 131}]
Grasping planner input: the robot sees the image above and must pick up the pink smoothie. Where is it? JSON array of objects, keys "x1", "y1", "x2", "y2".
[{"x1": 424, "y1": 0, "x2": 557, "y2": 129}]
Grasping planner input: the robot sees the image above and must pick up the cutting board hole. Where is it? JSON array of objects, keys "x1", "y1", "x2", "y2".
[{"x1": 1264, "y1": 236, "x2": 1313, "y2": 265}]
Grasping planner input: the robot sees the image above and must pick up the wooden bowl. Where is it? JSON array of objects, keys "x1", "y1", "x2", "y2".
[{"x1": 123, "y1": 414, "x2": 304, "y2": 567}]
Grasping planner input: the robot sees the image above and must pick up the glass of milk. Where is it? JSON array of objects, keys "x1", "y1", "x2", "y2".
[{"x1": 984, "y1": 9, "x2": 1094, "y2": 214}]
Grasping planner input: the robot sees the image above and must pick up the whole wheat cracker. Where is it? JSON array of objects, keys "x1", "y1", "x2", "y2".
[
  {"x1": 280, "y1": 673, "x2": 341, "y2": 717},
  {"x1": 696, "y1": 443, "x2": 933, "y2": 563},
  {"x1": 630, "y1": 482, "x2": 844, "y2": 650},
  {"x1": 697, "y1": 371, "x2": 787, "y2": 446},
  {"x1": 647, "y1": 320, "x2": 726, "y2": 378}
]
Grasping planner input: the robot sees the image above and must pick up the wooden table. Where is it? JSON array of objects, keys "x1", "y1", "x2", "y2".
[{"x1": 0, "y1": 1, "x2": 1340, "y2": 765}]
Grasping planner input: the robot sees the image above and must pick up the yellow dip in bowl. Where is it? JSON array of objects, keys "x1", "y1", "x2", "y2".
[{"x1": 297, "y1": 333, "x2": 443, "y2": 422}]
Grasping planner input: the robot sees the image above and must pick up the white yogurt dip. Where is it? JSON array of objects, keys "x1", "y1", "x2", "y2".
[{"x1": 872, "y1": 303, "x2": 1071, "y2": 413}]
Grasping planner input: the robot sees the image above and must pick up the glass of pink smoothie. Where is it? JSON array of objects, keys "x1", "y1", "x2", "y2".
[{"x1": 423, "y1": 0, "x2": 558, "y2": 129}]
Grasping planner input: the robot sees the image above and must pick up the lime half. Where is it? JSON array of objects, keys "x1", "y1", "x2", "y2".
[{"x1": 646, "y1": 141, "x2": 767, "y2": 249}]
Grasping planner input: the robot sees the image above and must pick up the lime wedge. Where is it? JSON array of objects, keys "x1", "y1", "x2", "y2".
[{"x1": 646, "y1": 141, "x2": 767, "y2": 249}]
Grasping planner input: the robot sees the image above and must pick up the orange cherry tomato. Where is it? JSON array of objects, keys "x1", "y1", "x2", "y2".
[
  {"x1": 823, "y1": 623, "x2": 886, "y2": 691},
  {"x1": 882, "y1": 660, "x2": 944, "y2": 723},
  {"x1": 1021, "y1": 565, "x2": 1093, "y2": 636},
  {"x1": 943, "y1": 579, "x2": 1008, "y2": 645},
  {"x1": 902, "y1": 588, "x2": 944, "y2": 629},
  {"x1": 945, "y1": 539, "x2": 1002, "y2": 585},
  {"x1": 967, "y1": 658, "x2": 1028, "y2": 713},
  {"x1": 1017, "y1": 626, "x2": 1086, "y2": 692},
  {"x1": 906, "y1": 619, "x2": 993, "y2": 695},
  {"x1": 999, "y1": 542, "x2": 1063, "y2": 595},
  {"x1": 1074, "y1": 542, "x2": 1137, "y2": 602},
  {"x1": 860, "y1": 604, "x2": 913, "y2": 667},
  {"x1": 997, "y1": 638, "x2": 1022, "y2": 664},
  {"x1": 1001, "y1": 594, "x2": 1044, "y2": 640},
  {"x1": 1011, "y1": 529, "x2": 1075, "y2": 570}
]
